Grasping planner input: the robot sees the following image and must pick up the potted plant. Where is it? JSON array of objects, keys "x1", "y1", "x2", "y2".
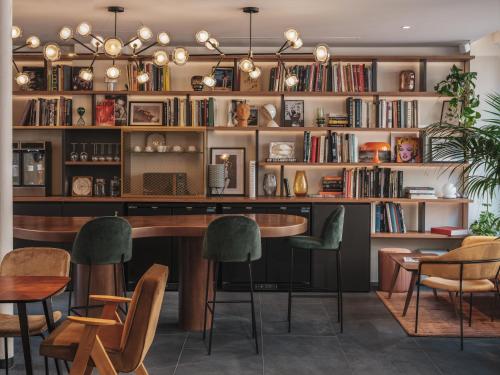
[{"x1": 470, "y1": 204, "x2": 500, "y2": 236}]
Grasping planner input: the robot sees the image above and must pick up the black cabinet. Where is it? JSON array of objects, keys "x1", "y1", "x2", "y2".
[
  {"x1": 311, "y1": 204, "x2": 370, "y2": 292},
  {"x1": 61, "y1": 203, "x2": 124, "y2": 216}
]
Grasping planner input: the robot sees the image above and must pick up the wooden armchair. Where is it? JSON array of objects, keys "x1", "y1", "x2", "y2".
[
  {"x1": 40, "y1": 264, "x2": 168, "y2": 375},
  {"x1": 415, "y1": 241, "x2": 500, "y2": 350}
]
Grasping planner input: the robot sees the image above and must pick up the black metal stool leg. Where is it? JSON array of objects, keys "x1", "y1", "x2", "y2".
[
  {"x1": 208, "y1": 262, "x2": 218, "y2": 355},
  {"x1": 469, "y1": 293, "x2": 473, "y2": 327},
  {"x1": 3, "y1": 337, "x2": 8, "y2": 375},
  {"x1": 288, "y1": 247, "x2": 294, "y2": 333},
  {"x1": 337, "y1": 250, "x2": 343, "y2": 333},
  {"x1": 203, "y1": 261, "x2": 211, "y2": 341},
  {"x1": 248, "y1": 260, "x2": 259, "y2": 354},
  {"x1": 85, "y1": 265, "x2": 92, "y2": 317},
  {"x1": 122, "y1": 261, "x2": 128, "y2": 314}
]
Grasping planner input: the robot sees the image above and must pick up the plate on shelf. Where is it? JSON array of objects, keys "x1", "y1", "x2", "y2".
[{"x1": 146, "y1": 133, "x2": 166, "y2": 150}]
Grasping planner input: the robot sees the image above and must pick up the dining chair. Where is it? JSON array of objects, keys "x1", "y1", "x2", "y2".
[
  {"x1": 40, "y1": 264, "x2": 168, "y2": 375},
  {"x1": 202, "y1": 216, "x2": 262, "y2": 355},
  {"x1": 461, "y1": 235, "x2": 497, "y2": 247},
  {"x1": 286, "y1": 206, "x2": 345, "y2": 333},
  {"x1": 68, "y1": 216, "x2": 132, "y2": 317},
  {"x1": 0, "y1": 247, "x2": 70, "y2": 375},
  {"x1": 415, "y1": 240, "x2": 500, "y2": 350}
]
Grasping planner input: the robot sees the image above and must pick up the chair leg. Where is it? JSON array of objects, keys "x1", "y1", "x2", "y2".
[
  {"x1": 459, "y1": 288, "x2": 464, "y2": 351},
  {"x1": 67, "y1": 289, "x2": 73, "y2": 316},
  {"x1": 492, "y1": 291, "x2": 498, "y2": 322},
  {"x1": 208, "y1": 262, "x2": 218, "y2": 355},
  {"x1": 468, "y1": 293, "x2": 473, "y2": 327},
  {"x1": 86, "y1": 265, "x2": 92, "y2": 317},
  {"x1": 248, "y1": 261, "x2": 259, "y2": 354},
  {"x1": 287, "y1": 247, "x2": 294, "y2": 333},
  {"x1": 122, "y1": 262, "x2": 128, "y2": 314},
  {"x1": 3, "y1": 337, "x2": 8, "y2": 375},
  {"x1": 414, "y1": 279, "x2": 421, "y2": 334},
  {"x1": 336, "y1": 251, "x2": 343, "y2": 333},
  {"x1": 203, "y1": 261, "x2": 211, "y2": 341},
  {"x1": 135, "y1": 363, "x2": 149, "y2": 375}
]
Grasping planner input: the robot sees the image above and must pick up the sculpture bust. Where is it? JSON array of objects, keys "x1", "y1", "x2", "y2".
[{"x1": 236, "y1": 102, "x2": 251, "y2": 127}]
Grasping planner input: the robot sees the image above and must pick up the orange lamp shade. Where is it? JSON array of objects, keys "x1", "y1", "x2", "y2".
[{"x1": 360, "y1": 142, "x2": 391, "y2": 163}]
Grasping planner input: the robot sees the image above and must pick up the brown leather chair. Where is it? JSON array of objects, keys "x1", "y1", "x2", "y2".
[
  {"x1": 0, "y1": 247, "x2": 70, "y2": 374},
  {"x1": 40, "y1": 264, "x2": 168, "y2": 375},
  {"x1": 461, "y1": 235, "x2": 497, "y2": 247},
  {"x1": 415, "y1": 241, "x2": 500, "y2": 350}
]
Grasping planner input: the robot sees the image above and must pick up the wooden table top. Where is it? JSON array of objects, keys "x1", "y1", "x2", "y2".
[
  {"x1": 0, "y1": 276, "x2": 70, "y2": 303},
  {"x1": 390, "y1": 252, "x2": 438, "y2": 271},
  {"x1": 13, "y1": 214, "x2": 308, "y2": 243}
]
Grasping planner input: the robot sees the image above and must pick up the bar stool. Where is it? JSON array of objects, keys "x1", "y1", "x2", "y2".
[
  {"x1": 287, "y1": 206, "x2": 345, "y2": 333},
  {"x1": 68, "y1": 216, "x2": 132, "y2": 317},
  {"x1": 202, "y1": 216, "x2": 262, "y2": 355}
]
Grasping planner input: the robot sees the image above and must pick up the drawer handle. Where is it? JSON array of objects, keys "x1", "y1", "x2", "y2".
[
  {"x1": 151, "y1": 206, "x2": 159, "y2": 209},
  {"x1": 279, "y1": 206, "x2": 287, "y2": 210},
  {"x1": 186, "y1": 206, "x2": 193, "y2": 210},
  {"x1": 245, "y1": 206, "x2": 252, "y2": 210}
]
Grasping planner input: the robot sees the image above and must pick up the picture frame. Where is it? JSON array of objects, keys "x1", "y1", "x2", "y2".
[
  {"x1": 268, "y1": 142, "x2": 296, "y2": 161},
  {"x1": 395, "y1": 136, "x2": 421, "y2": 163},
  {"x1": 129, "y1": 101, "x2": 163, "y2": 126},
  {"x1": 429, "y1": 137, "x2": 465, "y2": 163},
  {"x1": 105, "y1": 94, "x2": 128, "y2": 126},
  {"x1": 213, "y1": 67, "x2": 234, "y2": 91},
  {"x1": 71, "y1": 66, "x2": 93, "y2": 91},
  {"x1": 72, "y1": 176, "x2": 93, "y2": 197},
  {"x1": 440, "y1": 100, "x2": 463, "y2": 126},
  {"x1": 248, "y1": 106, "x2": 259, "y2": 126},
  {"x1": 95, "y1": 99, "x2": 115, "y2": 126},
  {"x1": 210, "y1": 147, "x2": 246, "y2": 196},
  {"x1": 284, "y1": 100, "x2": 304, "y2": 127},
  {"x1": 390, "y1": 132, "x2": 419, "y2": 162}
]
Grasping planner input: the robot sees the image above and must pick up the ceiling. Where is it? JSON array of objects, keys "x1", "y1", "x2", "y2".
[{"x1": 13, "y1": 0, "x2": 500, "y2": 48}]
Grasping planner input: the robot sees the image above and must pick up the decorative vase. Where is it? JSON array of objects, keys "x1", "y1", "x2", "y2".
[
  {"x1": 263, "y1": 173, "x2": 277, "y2": 196},
  {"x1": 236, "y1": 102, "x2": 250, "y2": 127},
  {"x1": 293, "y1": 170, "x2": 308, "y2": 197},
  {"x1": 360, "y1": 142, "x2": 391, "y2": 163},
  {"x1": 191, "y1": 76, "x2": 204, "y2": 91}
]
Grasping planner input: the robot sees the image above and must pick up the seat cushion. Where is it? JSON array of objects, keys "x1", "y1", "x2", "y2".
[
  {"x1": 0, "y1": 311, "x2": 62, "y2": 336},
  {"x1": 287, "y1": 236, "x2": 325, "y2": 250},
  {"x1": 421, "y1": 277, "x2": 495, "y2": 292}
]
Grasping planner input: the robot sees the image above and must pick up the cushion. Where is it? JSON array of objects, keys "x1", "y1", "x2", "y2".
[
  {"x1": 287, "y1": 236, "x2": 325, "y2": 250},
  {"x1": 0, "y1": 311, "x2": 62, "y2": 336},
  {"x1": 421, "y1": 277, "x2": 495, "y2": 292}
]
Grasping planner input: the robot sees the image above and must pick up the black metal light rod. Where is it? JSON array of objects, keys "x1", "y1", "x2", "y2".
[{"x1": 71, "y1": 37, "x2": 97, "y2": 54}]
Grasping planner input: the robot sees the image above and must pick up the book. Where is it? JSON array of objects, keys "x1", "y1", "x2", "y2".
[{"x1": 430, "y1": 226, "x2": 469, "y2": 236}]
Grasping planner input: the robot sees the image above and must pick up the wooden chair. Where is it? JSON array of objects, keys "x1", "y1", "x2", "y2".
[
  {"x1": 0, "y1": 247, "x2": 70, "y2": 375},
  {"x1": 40, "y1": 264, "x2": 168, "y2": 375},
  {"x1": 415, "y1": 240, "x2": 500, "y2": 350}
]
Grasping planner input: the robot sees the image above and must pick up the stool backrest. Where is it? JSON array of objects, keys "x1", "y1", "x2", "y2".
[
  {"x1": 72, "y1": 216, "x2": 132, "y2": 265},
  {"x1": 320, "y1": 206, "x2": 345, "y2": 249},
  {"x1": 0, "y1": 247, "x2": 70, "y2": 277},
  {"x1": 203, "y1": 216, "x2": 262, "y2": 262}
]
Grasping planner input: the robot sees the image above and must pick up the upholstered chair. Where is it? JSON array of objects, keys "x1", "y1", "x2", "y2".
[
  {"x1": 286, "y1": 206, "x2": 345, "y2": 333},
  {"x1": 69, "y1": 216, "x2": 132, "y2": 316},
  {"x1": 0, "y1": 247, "x2": 70, "y2": 375},
  {"x1": 202, "y1": 216, "x2": 262, "y2": 355},
  {"x1": 40, "y1": 264, "x2": 168, "y2": 375},
  {"x1": 415, "y1": 240, "x2": 500, "y2": 350},
  {"x1": 461, "y1": 235, "x2": 497, "y2": 247}
]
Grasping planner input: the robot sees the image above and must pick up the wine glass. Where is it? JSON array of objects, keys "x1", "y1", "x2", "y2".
[
  {"x1": 98, "y1": 143, "x2": 106, "y2": 161},
  {"x1": 91, "y1": 143, "x2": 98, "y2": 161},
  {"x1": 106, "y1": 143, "x2": 114, "y2": 162},
  {"x1": 80, "y1": 143, "x2": 88, "y2": 162},
  {"x1": 70, "y1": 143, "x2": 79, "y2": 161},
  {"x1": 114, "y1": 143, "x2": 121, "y2": 162}
]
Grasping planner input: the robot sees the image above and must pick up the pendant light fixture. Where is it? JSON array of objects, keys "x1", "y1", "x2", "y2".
[
  {"x1": 11, "y1": 27, "x2": 46, "y2": 86},
  {"x1": 239, "y1": 7, "x2": 260, "y2": 77}
]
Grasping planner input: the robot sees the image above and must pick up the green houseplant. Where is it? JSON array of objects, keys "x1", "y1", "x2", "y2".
[{"x1": 469, "y1": 204, "x2": 500, "y2": 236}]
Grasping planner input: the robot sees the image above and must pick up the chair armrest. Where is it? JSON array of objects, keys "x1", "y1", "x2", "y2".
[
  {"x1": 89, "y1": 295, "x2": 132, "y2": 304},
  {"x1": 68, "y1": 316, "x2": 118, "y2": 326}
]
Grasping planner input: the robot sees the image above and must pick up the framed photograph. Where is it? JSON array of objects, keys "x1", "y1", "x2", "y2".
[
  {"x1": 129, "y1": 101, "x2": 163, "y2": 126},
  {"x1": 440, "y1": 100, "x2": 463, "y2": 126},
  {"x1": 429, "y1": 137, "x2": 465, "y2": 163},
  {"x1": 284, "y1": 100, "x2": 304, "y2": 127},
  {"x1": 390, "y1": 132, "x2": 419, "y2": 162},
  {"x1": 248, "y1": 106, "x2": 259, "y2": 126},
  {"x1": 71, "y1": 67, "x2": 93, "y2": 90},
  {"x1": 105, "y1": 94, "x2": 128, "y2": 126},
  {"x1": 213, "y1": 67, "x2": 234, "y2": 91},
  {"x1": 268, "y1": 142, "x2": 296, "y2": 161},
  {"x1": 210, "y1": 147, "x2": 246, "y2": 196},
  {"x1": 95, "y1": 99, "x2": 115, "y2": 126},
  {"x1": 72, "y1": 176, "x2": 93, "y2": 197},
  {"x1": 21, "y1": 66, "x2": 46, "y2": 91},
  {"x1": 395, "y1": 136, "x2": 421, "y2": 163}
]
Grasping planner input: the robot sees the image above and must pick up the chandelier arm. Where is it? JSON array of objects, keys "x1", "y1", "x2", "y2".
[
  {"x1": 71, "y1": 37, "x2": 97, "y2": 54},
  {"x1": 276, "y1": 40, "x2": 289, "y2": 54},
  {"x1": 210, "y1": 54, "x2": 225, "y2": 75},
  {"x1": 12, "y1": 59, "x2": 21, "y2": 73},
  {"x1": 249, "y1": 11, "x2": 252, "y2": 56},
  {"x1": 123, "y1": 36, "x2": 140, "y2": 47},
  {"x1": 207, "y1": 40, "x2": 225, "y2": 55},
  {"x1": 280, "y1": 43, "x2": 292, "y2": 54},
  {"x1": 136, "y1": 41, "x2": 158, "y2": 55},
  {"x1": 88, "y1": 54, "x2": 98, "y2": 69},
  {"x1": 12, "y1": 43, "x2": 29, "y2": 53}
]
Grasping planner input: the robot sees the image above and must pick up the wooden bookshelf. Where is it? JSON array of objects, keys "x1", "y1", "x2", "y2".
[
  {"x1": 371, "y1": 231, "x2": 466, "y2": 239},
  {"x1": 64, "y1": 161, "x2": 121, "y2": 166},
  {"x1": 259, "y1": 162, "x2": 465, "y2": 168}
]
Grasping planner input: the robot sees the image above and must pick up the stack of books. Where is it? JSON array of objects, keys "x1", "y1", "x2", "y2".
[
  {"x1": 319, "y1": 176, "x2": 343, "y2": 197},
  {"x1": 328, "y1": 114, "x2": 349, "y2": 127},
  {"x1": 19, "y1": 97, "x2": 73, "y2": 126},
  {"x1": 375, "y1": 202, "x2": 407, "y2": 233},
  {"x1": 405, "y1": 186, "x2": 436, "y2": 199},
  {"x1": 430, "y1": 226, "x2": 469, "y2": 236},
  {"x1": 303, "y1": 131, "x2": 358, "y2": 163},
  {"x1": 343, "y1": 167, "x2": 404, "y2": 198}
]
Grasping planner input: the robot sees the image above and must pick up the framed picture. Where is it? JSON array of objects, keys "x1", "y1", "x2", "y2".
[
  {"x1": 395, "y1": 136, "x2": 421, "y2": 163},
  {"x1": 72, "y1": 176, "x2": 93, "y2": 197},
  {"x1": 21, "y1": 66, "x2": 46, "y2": 91},
  {"x1": 268, "y1": 142, "x2": 296, "y2": 161},
  {"x1": 210, "y1": 147, "x2": 246, "y2": 196},
  {"x1": 95, "y1": 99, "x2": 115, "y2": 126},
  {"x1": 429, "y1": 137, "x2": 465, "y2": 163},
  {"x1": 71, "y1": 67, "x2": 93, "y2": 90},
  {"x1": 390, "y1": 132, "x2": 418, "y2": 162},
  {"x1": 440, "y1": 100, "x2": 463, "y2": 126},
  {"x1": 129, "y1": 101, "x2": 163, "y2": 126},
  {"x1": 105, "y1": 94, "x2": 128, "y2": 125},
  {"x1": 248, "y1": 106, "x2": 259, "y2": 126},
  {"x1": 284, "y1": 100, "x2": 304, "y2": 127},
  {"x1": 213, "y1": 67, "x2": 234, "y2": 90}
]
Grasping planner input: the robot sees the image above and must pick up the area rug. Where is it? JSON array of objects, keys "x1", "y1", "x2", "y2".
[{"x1": 376, "y1": 291, "x2": 500, "y2": 337}]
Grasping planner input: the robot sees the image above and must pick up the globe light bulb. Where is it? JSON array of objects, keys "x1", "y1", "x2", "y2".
[
  {"x1": 15, "y1": 72, "x2": 30, "y2": 86},
  {"x1": 79, "y1": 68, "x2": 93, "y2": 82},
  {"x1": 153, "y1": 50, "x2": 169, "y2": 66},
  {"x1": 12, "y1": 26, "x2": 22, "y2": 39},
  {"x1": 76, "y1": 22, "x2": 91, "y2": 36},
  {"x1": 129, "y1": 37, "x2": 142, "y2": 50},
  {"x1": 104, "y1": 37, "x2": 123, "y2": 57},
  {"x1": 157, "y1": 32, "x2": 170, "y2": 46},
  {"x1": 106, "y1": 66, "x2": 121, "y2": 80},
  {"x1": 137, "y1": 71, "x2": 150, "y2": 84},
  {"x1": 249, "y1": 66, "x2": 262, "y2": 80},
  {"x1": 137, "y1": 26, "x2": 153, "y2": 41},
  {"x1": 239, "y1": 58, "x2": 254, "y2": 73},
  {"x1": 313, "y1": 43, "x2": 330, "y2": 63},
  {"x1": 205, "y1": 38, "x2": 219, "y2": 50},
  {"x1": 291, "y1": 38, "x2": 303, "y2": 49},
  {"x1": 284, "y1": 28, "x2": 299, "y2": 43},
  {"x1": 26, "y1": 36, "x2": 40, "y2": 49},
  {"x1": 91, "y1": 35, "x2": 104, "y2": 48},
  {"x1": 172, "y1": 47, "x2": 189, "y2": 66},
  {"x1": 43, "y1": 43, "x2": 61, "y2": 62},
  {"x1": 195, "y1": 30, "x2": 210, "y2": 44},
  {"x1": 203, "y1": 75, "x2": 216, "y2": 87},
  {"x1": 285, "y1": 74, "x2": 299, "y2": 87},
  {"x1": 59, "y1": 26, "x2": 73, "y2": 41}
]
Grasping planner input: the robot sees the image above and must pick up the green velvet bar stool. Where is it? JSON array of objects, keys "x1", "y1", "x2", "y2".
[
  {"x1": 287, "y1": 206, "x2": 345, "y2": 333},
  {"x1": 68, "y1": 216, "x2": 132, "y2": 317},
  {"x1": 202, "y1": 216, "x2": 262, "y2": 355}
]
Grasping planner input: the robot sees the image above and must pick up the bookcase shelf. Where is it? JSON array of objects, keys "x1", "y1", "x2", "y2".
[
  {"x1": 259, "y1": 162, "x2": 465, "y2": 168},
  {"x1": 371, "y1": 231, "x2": 466, "y2": 239},
  {"x1": 64, "y1": 161, "x2": 121, "y2": 166}
]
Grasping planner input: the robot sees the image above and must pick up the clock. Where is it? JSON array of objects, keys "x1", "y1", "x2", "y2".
[{"x1": 72, "y1": 176, "x2": 93, "y2": 197}]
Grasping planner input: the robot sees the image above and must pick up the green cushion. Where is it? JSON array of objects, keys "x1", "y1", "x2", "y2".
[
  {"x1": 203, "y1": 216, "x2": 262, "y2": 262},
  {"x1": 287, "y1": 236, "x2": 323, "y2": 249},
  {"x1": 71, "y1": 216, "x2": 133, "y2": 265}
]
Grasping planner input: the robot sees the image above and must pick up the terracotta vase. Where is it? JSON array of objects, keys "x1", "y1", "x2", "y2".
[{"x1": 293, "y1": 170, "x2": 308, "y2": 197}]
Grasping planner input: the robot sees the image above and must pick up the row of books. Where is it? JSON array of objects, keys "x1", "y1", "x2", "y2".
[
  {"x1": 303, "y1": 131, "x2": 359, "y2": 163},
  {"x1": 19, "y1": 97, "x2": 73, "y2": 126},
  {"x1": 268, "y1": 62, "x2": 372, "y2": 92},
  {"x1": 162, "y1": 98, "x2": 216, "y2": 127},
  {"x1": 20, "y1": 66, "x2": 93, "y2": 91},
  {"x1": 341, "y1": 167, "x2": 404, "y2": 198},
  {"x1": 405, "y1": 186, "x2": 437, "y2": 199},
  {"x1": 344, "y1": 98, "x2": 419, "y2": 128},
  {"x1": 126, "y1": 62, "x2": 171, "y2": 92},
  {"x1": 375, "y1": 202, "x2": 407, "y2": 233}
]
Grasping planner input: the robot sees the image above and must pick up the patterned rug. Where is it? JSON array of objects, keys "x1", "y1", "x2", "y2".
[{"x1": 376, "y1": 290, "x2": 500, "y2": 337}]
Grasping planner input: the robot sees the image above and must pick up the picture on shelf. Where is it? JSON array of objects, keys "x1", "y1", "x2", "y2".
[
  {"x1": 71, "y1": 67, "x2": 93, "y2": 90},
  {"x1": 129, "y1": 101, "x2": 163, "y2": 125},
  {"x1": 395, "y1": 137, "x2": 421, "y2": 163},
  {"x1": 440, "y1": 100, "x2": 463, "y2": 126},
  {"x1": 21, "y1": 67, "x2": 46, "y2": 91},
  {"x1": 72, "y1": 176, "x2": 93, "y2": 197},
  {"x1": 210, "y1": 148, "x2": 245, "y2": 196},
  {"x1": 268, "y1": 142, "x2": 296, "y2": 161},
  {"x1": 95, "y1": 99, "x2": 115, "y2": 126},
  {"x1": 429, "y1": 137, "x2": 465, "y2": 163},
  {"x1": 248, "y1": 106, "x2": 259, "y2": 126},
  {"x1": 390, "y1": 132, "x2": 419, "y2": 162},
  {"x1": 213, "y1": 67, "x2": 234, "y2": 90},
  {"x1": 284, "y1": 100, "x2": 304, "y2": 127},
  {"x1": 105, "y1": 94, "x2": 128, "y2": 126}
]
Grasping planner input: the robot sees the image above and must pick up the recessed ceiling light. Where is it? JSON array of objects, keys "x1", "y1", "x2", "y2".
[{"x1": 401, "y1": 25, "x2": 411, "y2": 30}]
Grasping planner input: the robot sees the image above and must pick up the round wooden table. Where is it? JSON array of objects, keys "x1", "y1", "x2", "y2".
[{"x1": 13, "y1": 214, "x2": 307, "y2": 331}]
